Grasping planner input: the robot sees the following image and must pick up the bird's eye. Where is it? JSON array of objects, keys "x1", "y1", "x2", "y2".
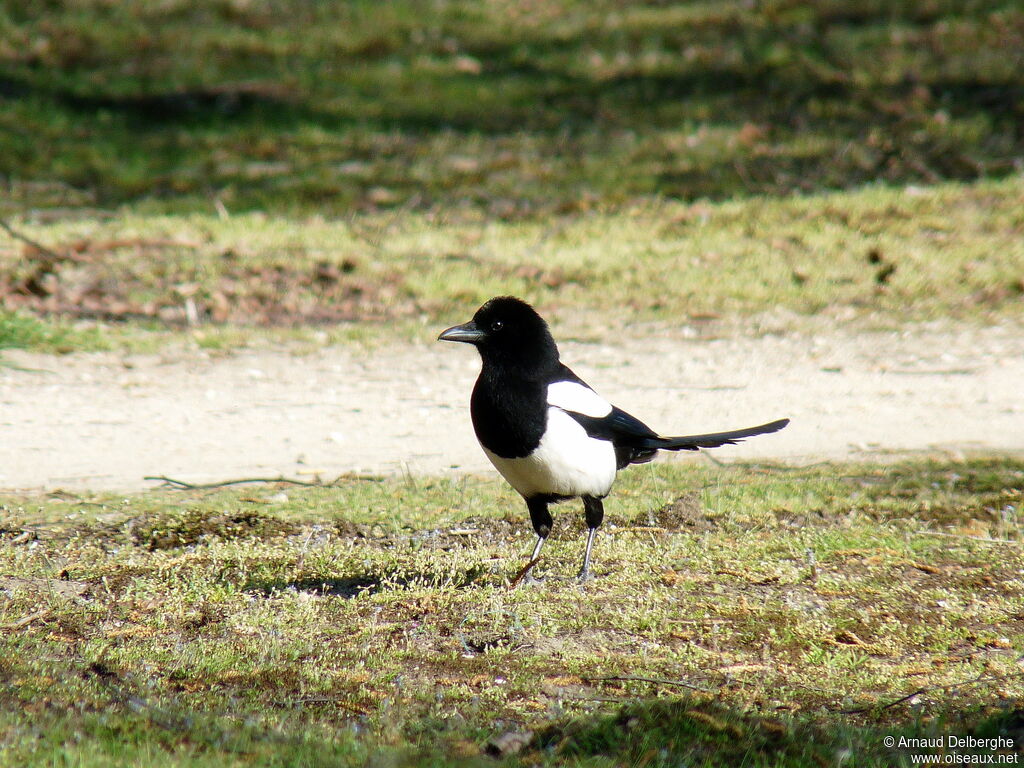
[{"x1": 491, "y1": 319, "x2": 504, "y2": 332}]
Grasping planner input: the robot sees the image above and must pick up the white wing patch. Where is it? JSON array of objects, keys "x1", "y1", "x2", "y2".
[{"x1": 547, "y1": 380, "x2": 612, "y2": 418}]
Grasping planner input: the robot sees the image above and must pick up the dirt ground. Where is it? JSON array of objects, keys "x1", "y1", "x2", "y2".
[{"x1": 1, "y1": 321, "x2": 1022, "y2": 493}]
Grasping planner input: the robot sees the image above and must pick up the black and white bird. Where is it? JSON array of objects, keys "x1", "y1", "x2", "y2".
[{"x1": 439, "y1": 296, "x2": 789, "y2": 582}]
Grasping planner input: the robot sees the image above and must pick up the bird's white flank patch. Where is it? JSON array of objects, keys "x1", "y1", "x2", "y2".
[
  {"x1": 482, "y1": 407, "x2": 617, "y2": 498},
  {"x1": 547, "y1": 380, "x2": 612, "y2": 418}
]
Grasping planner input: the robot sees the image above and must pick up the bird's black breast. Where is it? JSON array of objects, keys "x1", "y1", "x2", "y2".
[{"x1": 470, "y1": 372, "x2": 547, "y2": 459}]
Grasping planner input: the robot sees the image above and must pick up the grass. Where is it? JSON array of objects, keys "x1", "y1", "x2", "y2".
[
  {"x1": 1, "y1": 174, "x2": 1022, "y2": 355},
  {"x1": 0, "y1": 308, "x2": 113, "y2": 355},
  {"x1": 1, "y1": 1, "x2": 1023, "y2": 215},
  {"x1": 1, "y1": 457, "x2": 1023, "y2": 766}
]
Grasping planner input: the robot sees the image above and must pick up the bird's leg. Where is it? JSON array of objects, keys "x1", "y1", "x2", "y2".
[
  {"x1": 578, "y1": 527, "x2": 598, "y2": 582},
  {"x1": 578, "y1": 496, "x2": 605, "y2": 582},
  {"x1": 514, "y1": 496, "x2": 552, "y2": 584},
  {"x1": 530, "y1": 534, "x2": 546, "y2": 561}
]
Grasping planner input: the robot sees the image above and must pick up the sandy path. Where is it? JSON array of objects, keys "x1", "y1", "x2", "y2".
[{"x1": 1, "y1": 323, "x2": 1022, "y2": 493}]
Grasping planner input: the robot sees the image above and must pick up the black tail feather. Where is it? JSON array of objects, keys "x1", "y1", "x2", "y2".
[{"x1": 648, "y1": 418, "x2": 790, "y2": 452}]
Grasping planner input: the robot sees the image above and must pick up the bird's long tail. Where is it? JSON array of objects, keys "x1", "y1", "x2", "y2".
[{"x1": 648, "y1": 418, "x2": 790, "y2": 451}]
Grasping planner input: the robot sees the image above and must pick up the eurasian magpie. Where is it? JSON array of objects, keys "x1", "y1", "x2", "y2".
[{"x1": 439, "y1": 296, "x2": 789, "y2": 582}]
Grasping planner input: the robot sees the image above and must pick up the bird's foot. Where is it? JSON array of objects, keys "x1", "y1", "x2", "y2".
[{"x1": 576, "y1": 567, "x2": 594, "y2": 584}]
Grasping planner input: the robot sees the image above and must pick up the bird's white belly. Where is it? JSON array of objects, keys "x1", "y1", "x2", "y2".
[{"x1": 481, "y1": 407, "x2": 617, "y2": 498}]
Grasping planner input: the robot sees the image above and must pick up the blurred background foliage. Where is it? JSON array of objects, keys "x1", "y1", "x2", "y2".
[{"x1": 1, "y1": 0, "x2": 1022, "y2": 217}]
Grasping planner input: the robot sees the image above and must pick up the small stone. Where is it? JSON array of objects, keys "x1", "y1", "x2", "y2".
[{"x1": 485, "y1": 730, "x2": 533, "y2": 757}]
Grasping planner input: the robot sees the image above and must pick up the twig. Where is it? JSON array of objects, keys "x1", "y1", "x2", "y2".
[
  {"x1": 344, "y1": 193, "x2": 421, "y2": 252},
  {"x1": 788, "y1": 681, "x2": 847, "y2": 697},
  {"x1": 345, "y1": 220, "x2": 386, "y2": 251},
  {"x1": 565, "y1": 695, "x2": 631, "y2": 704},
  {"x1": 0, "y1": 215, "x2": 64, "y2": 261},
  {"x1": 840, "y1": 671, "x2": 1024, "y2": 715},
  {"x1": 18, "y1": 305, "x2": 165, "y2": 323},
  {"x1": 842, "y1": 688, "x2": 926, "y2": 715},
  {"x1": 143, "y1": 474, "x2": 367, "y2": 490},
  {"x1": 0, "y1": 608, "x2": 52, "y2": 631},
  {"x1": 0, "y1": 359, "x2": 53, "y2": 373},
  {"x1": 700, "y1": 452, "x2": 728, "y2": 467},
  {"x1": 508, "y1": 557, "x2": 541, "y2": 590},
  {"x1": 733, "y1": 159, "x2": 755, "y2": 191},
  {"x1": 586, "y1": 675, "x2": 714, "y2": 694},
  {"x1": 914, "y1": 531, "x2": 1020, "y2": 545},
  {"x1": 277, "y1": 696, "x2": 370, "y2": 713},
  {"x1": 884, "y1": 368, "x2": 977, "y2": 376}
]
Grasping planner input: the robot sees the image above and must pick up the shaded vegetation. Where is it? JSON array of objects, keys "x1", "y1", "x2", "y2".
[
  {"x1": 1, "y1": 457, "x2": 1023, "y2": 765},
  {"x1": 1, "y1": 0, "x2": 1022, "y2": 214}
]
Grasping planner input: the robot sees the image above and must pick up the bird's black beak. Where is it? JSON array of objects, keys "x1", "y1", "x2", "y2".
[{"x1": 438, "y1": 321, "x2": 485, "y2": 344}]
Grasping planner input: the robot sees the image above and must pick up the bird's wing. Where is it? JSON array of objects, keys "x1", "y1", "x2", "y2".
[
  {"x1": 562, "y1": 405, "x2": 659, "y2": 444},
  {"x1": 547, "y1": 369, "x2": 789, "y2": 458},
  {"x1": 546, "y1": 369, "x2": 661, "y2": 444},
  {"x1": 556, "y1": 402, "x2": 662, "y2": 469},
  {"x1": 546, "y1": 378, "x2": 612, "y2": 418}
]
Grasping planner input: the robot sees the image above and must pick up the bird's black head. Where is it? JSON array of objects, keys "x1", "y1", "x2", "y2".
[{"x1": 438, "y1": 296, "x2": 559, "y2": 376}]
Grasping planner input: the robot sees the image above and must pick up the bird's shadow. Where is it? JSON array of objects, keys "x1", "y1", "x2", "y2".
[
  {"x1": 244, "y1": 565, "x2": 488, "y2": 599},
  {"x1": 245, "y1": 575, "x2": 382, "y2": 599}
]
